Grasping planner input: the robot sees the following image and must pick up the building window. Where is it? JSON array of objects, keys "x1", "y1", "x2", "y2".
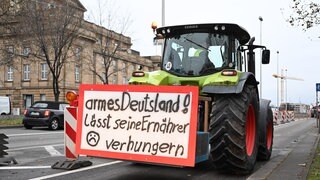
[
  {"x1": 122, "y1": 76, "x2": 127, "y2": 84},
  {"x1": 40, "y1": 63, "x2": 48, "y2": 80},
  {"x1": 112, "y1": 75, "x2": 117, "y2": 84},
  {"x1": 122, "y1": 62, "x2": 126, "y2": 75},
  {"x1": 130, "y1": 64, "x2": 134, "y2": 71},
  {"x1": 7, "y1": 66, "x2": 13, "y2": 81},
  {"x1": 101, "y1": 72, "x2": 106, "y2": 83},
  {"x1": 96, "y1": 34, "x2": 102, "y2": 44},
  {"x1": 6, "y1": 45, "x2": 14, "y2": 57},
  {"x1": 23, "y1": 47, "x2": 31, "y2": 57},
  {"x1": 23, "y1": 94, "x2": 33, "y2": 108},
  {"x1": 75, "y1": 47, "x2": 81, "y2": 60},
  {"x1": 112, "y1": 61, "x2": 117, "y2": 73},
  {"x1": 23, "y1": 64, "x2": 30, "y2": 80},
  {"x1": 75, "y1": 65, "x2": 80, "y2": 82},
  {"x1": 40, "y1": 94, "x2": 46, "y2": 101}
]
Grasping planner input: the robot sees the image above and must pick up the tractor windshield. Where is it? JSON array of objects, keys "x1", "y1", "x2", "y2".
[{"x1": 162, "y1": 33, "x2": 234, "y2": 76}]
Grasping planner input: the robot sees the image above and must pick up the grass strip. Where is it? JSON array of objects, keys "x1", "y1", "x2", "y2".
[
  {"x1": 308, "y1": 137, "x2": 320, "y2": 179},
  {"x1": 0, "y1": 118, "x2": 22, "y2": 126}
]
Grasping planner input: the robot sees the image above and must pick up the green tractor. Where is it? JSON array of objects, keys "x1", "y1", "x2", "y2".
[{"x1": 129, "y1": 23, "x2": 273, "y2": 174}]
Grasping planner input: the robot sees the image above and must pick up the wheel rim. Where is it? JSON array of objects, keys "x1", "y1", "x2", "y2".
[
  {"x1": 246, "y1": 104, "x2": 256, "y2": 156},
  {"x1": 52, "y1": 119, "x2": 58, "y2": 129},
  {"x1": 266, "y1": 120, "x2": 273, "y2": 150}
]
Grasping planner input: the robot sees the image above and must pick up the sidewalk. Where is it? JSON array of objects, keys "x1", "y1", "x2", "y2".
[{"x1": 249, "y1": 122, "x2": 319, "y2": 180}]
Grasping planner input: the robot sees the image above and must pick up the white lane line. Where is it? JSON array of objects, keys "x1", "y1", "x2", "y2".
[
  {"x1": 44, "y1": 146, "x2": 63, "y2": 156},
  {"x1": 7, "y1": 144, "x2": 64, "y2": 152},
  {"x1": 29, "y1": 160, "x2": 122, "y2": 180},
  {"x1": 7, "y1": 132, "x2": 63, "y2": 137},
  {"x1": 0, "y1": 166, "x2": 51, "y2": 170}
]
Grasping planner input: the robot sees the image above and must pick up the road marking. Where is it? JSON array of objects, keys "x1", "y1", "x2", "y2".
[
  {"x1": 0, "y1": 166, "x2": 51, "y2": 170},
  {"x1": 29, "y1": 160, "x2": 122, "y2": 180},
  {"x1": 7, "y1": 144, "x2": 64, "y2": 152},
  {"x1": 7, "y1": 132, "x2": 63, "y2": 137},
  {"x1": 44, "y1": 146, "x2": 63, "y2": 156}
]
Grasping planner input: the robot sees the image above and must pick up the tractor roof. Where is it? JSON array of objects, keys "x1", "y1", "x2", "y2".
[{"x1": 156, "y1": 23, "x2": 251, "y2": 45}]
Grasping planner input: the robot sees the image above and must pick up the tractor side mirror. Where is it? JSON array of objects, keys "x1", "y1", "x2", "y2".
[
  {"x1": 262, "y1": 49, "x2": 270, "y2": 64},
  {"x1": 153, "y1": 34, "x2": 164, "y2": 46}
]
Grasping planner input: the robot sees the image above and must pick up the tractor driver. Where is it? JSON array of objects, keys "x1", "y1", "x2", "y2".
[{"x1": 193, "y1": 48, "x2": 215, "y2": 75}]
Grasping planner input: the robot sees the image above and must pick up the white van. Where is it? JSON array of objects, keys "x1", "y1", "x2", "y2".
[{"x1": 0, "y1": 96, "x2": 11, "y2": 115}]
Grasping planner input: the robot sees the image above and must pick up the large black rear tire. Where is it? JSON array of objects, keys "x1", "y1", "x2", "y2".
[{"x1": 209, "y1": 85, "x2": 259, "y2": 174}]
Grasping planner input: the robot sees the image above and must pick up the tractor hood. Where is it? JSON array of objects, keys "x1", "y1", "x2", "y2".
[{"x1": 129, "y1": 70, "x2": 243, "y2": 94}]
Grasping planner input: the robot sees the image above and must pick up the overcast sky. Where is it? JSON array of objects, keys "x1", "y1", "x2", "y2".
[{"x1": 80, "y1": 0, "x2": 320, "y2": 107}]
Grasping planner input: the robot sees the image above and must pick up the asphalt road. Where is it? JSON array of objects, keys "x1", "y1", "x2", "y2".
[{"x1": 0, "y1": 118, "x2": 318, "y2": 180}]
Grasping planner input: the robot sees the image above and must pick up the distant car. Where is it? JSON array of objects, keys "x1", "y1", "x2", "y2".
[
  {"x1": 0, "y1": 96, "x2": 11, "y2": 115},
  {"x1": 23, "y1": 101, "x2": 69, "y2": 130}
]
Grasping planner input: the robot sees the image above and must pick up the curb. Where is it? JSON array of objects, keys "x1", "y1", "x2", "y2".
[{"x1": 0, "y1": 125, "x2": 24, "y2": 129}]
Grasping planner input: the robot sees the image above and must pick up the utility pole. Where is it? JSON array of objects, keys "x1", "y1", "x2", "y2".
[
  {"x1": 162, "y1": 0, "x2": 165, "y2": 26},
  {"x1": 259, "y1": 16, "x2": 263, "y2": 99},
  {"x1": 277, "y1": 51, "x2": 279, "y2": 107}
]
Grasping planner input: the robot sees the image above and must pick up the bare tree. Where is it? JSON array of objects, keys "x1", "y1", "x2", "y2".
[
  {"x1": 0, "y1": 0, "x2": 25, "y2": 66},
  {"x1": 85, "y1": 0, "x2": 132, "y2": 84},
  {"x1": 13, "y1": 0, "x2": 83, "y2": 101},
  {"x1": 288, "y1": 0, "x2": 320, "y2": 30}
]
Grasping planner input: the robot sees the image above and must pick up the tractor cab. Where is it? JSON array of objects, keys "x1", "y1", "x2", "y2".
[
  {"x1": 155, "y1": 23, "x2": 269, "y2": 77},
  {"x1": 155, "y1": 24, "x2": 251, "y2": 77}
]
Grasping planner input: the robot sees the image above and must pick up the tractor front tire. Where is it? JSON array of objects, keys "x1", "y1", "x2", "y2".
[{"x1": 209, "y1": 85, "x2": 259, "y2": 174}]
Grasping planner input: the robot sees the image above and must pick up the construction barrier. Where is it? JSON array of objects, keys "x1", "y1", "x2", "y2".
[
  {"x1": 64, "y1": 107, "x2": 78, "y2": 160},
  {"x1": 289, "y1": 111, "x2": 295, "y2": 121},
  {"x1": 0, "y1": 133, "x2": 17, "y2": 165},
  {"x1": 52, "y1": 107, "x2": 92, "y2": 170},
  {"x1": 286, "y1": 111, "x2": 290, "y2": 123},
  {"x1": 280, "y1": 111, "x2": 286, "y2": 124},
  {"x1": 273, "y1": 110, "x2": 296, "y2": 125},
  {"x1": 273, "y1": 110, "x2": 279, "y2": 125}
]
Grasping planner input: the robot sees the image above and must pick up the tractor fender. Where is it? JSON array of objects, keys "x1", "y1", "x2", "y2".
[
  {"x1": 258, "y1": 99, "x2": 272, "y2": 146},
  {"x1": 202, "y1": 72, "x2": 258, "y2": 94}
]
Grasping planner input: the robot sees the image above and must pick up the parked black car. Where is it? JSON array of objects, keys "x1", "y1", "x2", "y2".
[{"x1": 23, "y1": 101, "x2": 69, "y2": 130}]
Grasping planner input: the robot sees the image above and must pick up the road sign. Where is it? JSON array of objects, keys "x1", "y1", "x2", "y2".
[{"x1": 317, "y1": 83, "x2": 320, "y2": 92}]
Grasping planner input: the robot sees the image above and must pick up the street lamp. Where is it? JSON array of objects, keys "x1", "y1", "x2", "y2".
[
  {"x1": 285, "y1": 69, "x2": 288, "y2": 101},
  {"x1": 162, "y1": 0, "x2": 165, "y2": 26},
  {"x1": 285, "y1": 69, "x2": 288, "y2": 111},
  {"x1": 277, "y1": 51, "x2": 279, "y2": 108},
  {"x1": 259, "y1": 16, "x2": 263, "y2": 99}
]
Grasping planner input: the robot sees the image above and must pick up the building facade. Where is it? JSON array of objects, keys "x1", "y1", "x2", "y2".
[{"x1": 0, "y1": 0, "x2": 160, "y2": 114}]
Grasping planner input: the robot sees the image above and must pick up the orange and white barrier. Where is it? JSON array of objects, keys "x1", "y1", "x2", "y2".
[
  {"x1": 276, "y1": 110, "x2": 295, "y2": 124},
  {"x1": 286, "y1": 111, "x2": 290, "y2": 123},
  {"x1": 280, "y1": 111, "x2": 286, "y2": 124},
  {"x1": 273, "y1": 110, "x2": 279, "y2": 125},
  {"x1": 288, "y1": 111, "x2": 295, "y2": 121},
  {"x1": 52, "y1": 98, "x2": 92, "y2": 170},
  {"x1": 64, "y1": 107, "x2": 78, "y2": 160}
]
